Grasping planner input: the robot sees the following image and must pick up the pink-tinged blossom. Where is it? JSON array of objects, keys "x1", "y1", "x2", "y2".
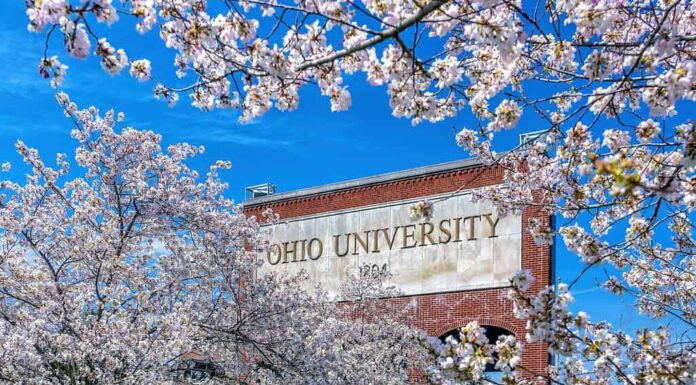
[
  {"x1": 409, "y1": 200, "x2": 434, "y2": 221},
  {"x1": 494, "y1": 335, "x2": 522, "y2": 372},
  {"x1": 92, "y1": 0, "x2": 118, "y2": 25},
  {"x1": 636, "y1": 119, "x2": 661, "y2": 142},
  {"x1": 61, "y1": 20, "x2": 91, "y2": 59},
  {"x1": 95, "y1": 38, "x2": 128, "y2": 75},
  {"x1": 546, "y1": 40, "x2": 577, "y2": 73},
  {"x1": 330, "y1": 86, "x2": 352, "y2": 111},
  {"x1": 26, "y1": 0, "x2": 66, "y2": 32},
  {"x1": 528, "y1": 217, "x2": 554, "y2": 245},
  {"x1": 490, "y1": 99, "x2": 522, "y2": 131},
  {"x1": 130, "y1": 0, "x2": 157, "y2": 33},
  {"x1": 602, "y1": 129, "x2": 631, "y2": 151},
  {"x1": 511, "y1": 269, "x2": 534, "y2": 292},
  {"x1": 39, "y1": 56, "x2": 68, "y2": 88},
  {"x1": 154, "y1": 84, "x2": 179, "y2": 107},
  {"x1": 129, "y1": 59, "x2": 151, "y2": 82},
  {"x1": 430, "y1": 56, "x2": 463, "y2": 88},
  {"x1": 560, "y1": 225, "x2": 608, "y2": 263}
]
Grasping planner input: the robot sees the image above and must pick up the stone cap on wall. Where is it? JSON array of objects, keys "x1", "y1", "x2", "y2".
[{"x1": 243, "y1": 157, "x2": 487, "y2": 207}]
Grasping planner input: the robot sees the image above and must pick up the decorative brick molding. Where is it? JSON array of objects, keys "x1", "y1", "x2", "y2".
[
  {"x1": 431, "y1": 317, "x2": 524, "y2": 338},
  {"x1": 244, "y1": 164, "x2": 505, "y2": 220}
]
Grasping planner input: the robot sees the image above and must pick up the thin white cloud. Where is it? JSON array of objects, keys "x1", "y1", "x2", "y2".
[
  {"x1": 0, "y1": 30, "x2": 53, "y2": 98},
  {"x1": 572, "y1": 286, "x2": 602, "y2": 296},
  {"x1": 164, "y1": 110, "x2": 296, "y2": 148},
  {"x1": 0, "y1": 114, "x2": 68, "y2": 136},
  {"x1": 183, "y1": 127, "x2": 292, "y2": 147}
]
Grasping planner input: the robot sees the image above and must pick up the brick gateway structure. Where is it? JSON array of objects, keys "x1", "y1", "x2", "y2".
[{"x1": 243, "y1": 159, "x2": 553, "y2": 378}]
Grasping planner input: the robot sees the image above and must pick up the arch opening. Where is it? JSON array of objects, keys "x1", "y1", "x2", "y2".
[{"x1": 438, "y1": 325, "x2": 515, "y2": 373}]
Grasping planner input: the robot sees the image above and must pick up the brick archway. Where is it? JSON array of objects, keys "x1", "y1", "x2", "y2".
[{"x1": 432, "y1": 317, "x2": 523, "y2": 338}]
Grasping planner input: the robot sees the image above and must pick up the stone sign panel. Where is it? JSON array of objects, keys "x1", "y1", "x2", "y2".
[{"x1": 258, "y1": 191, "x2": 522, "y2": 297}]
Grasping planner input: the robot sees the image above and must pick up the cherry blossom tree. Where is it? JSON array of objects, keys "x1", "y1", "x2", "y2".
[
  {"x1": 18, "y1": 1, "x2": 696, "y2": 385},
  {"x1": 0, "y1": 93, "x2": 426, "y2": 384}
]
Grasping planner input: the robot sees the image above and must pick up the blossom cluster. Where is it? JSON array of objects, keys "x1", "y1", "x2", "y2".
[
  {"x1": 418, "y1": 320, "x2": 524, "y2": 384},
  {"x1": 504, "y1": 271, "x2": 696, "y2": 385},
  {"x1": 23, "y1": 0, "x2": 695, "y2": 125},
  {"x1": 421, "y1": 269, "x2": 696, "y2": 385},
  {"x1": 409, "y1": 199, "x2": 434, "y2": 221}
]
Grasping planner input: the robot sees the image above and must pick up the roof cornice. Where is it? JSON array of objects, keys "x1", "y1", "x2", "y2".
[{"x1": 243, "y1": 157, "x2": 486, "y2": 207}]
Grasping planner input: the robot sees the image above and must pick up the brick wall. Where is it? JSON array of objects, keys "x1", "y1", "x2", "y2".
[{"x1": 244, "y1": 164, "x2": 551, "y2": 379}]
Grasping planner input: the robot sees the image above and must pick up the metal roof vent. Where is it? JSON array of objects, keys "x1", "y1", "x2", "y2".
[
  {"x1": 245, "y1": 183, "x2": 276, "y2": 200},
  {"x1": 519, "y1": 129, "x2": 557, "y2": 154}
]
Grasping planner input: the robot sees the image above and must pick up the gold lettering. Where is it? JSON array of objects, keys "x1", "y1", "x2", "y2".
[
  {"x1": 452, "y1": 218, "x2": 463, "y2": 242},
  {"x1": 402, "y1": 225, "x2": 417, "y2": 248},
  {"x1": 282, "y1": 241, "x2": 298, "y2": 263},
  {"x1": 334, "y1": 234, "x2": 350, "y2": 257},
  {"x1": 267, "y1": 212, "x2": 503, "y2": 262},
  {"x1": 381, "y1": 227, "x2": 400, "y2": 250},
  {"x1": 267, "y1": 244, "x2": 282, "y2": 265},
  {"x1": 482, "y1": 213, "x2": 500, "y2": 238},
  {"x1": 352, "y1": 231, "x2": 370, "y2": 255},
  {"x1": 419, "y1": 222, "x2": 437, "y2": 246},
  {"x1": 372, "y1": 229, "x2": 382, "y2": 253},
  {"x1": 438, "y1": 219, "x2": 452, "y2": 243},
  {"x1": 296, "y1": 239, "x2": 307, "y2": 262},
  {"x1": 307, "y1": 238, "x2": 323, "y2": 260},
  {"x1": 465, "y1": 215, "x2": 481, "y2": 240}
]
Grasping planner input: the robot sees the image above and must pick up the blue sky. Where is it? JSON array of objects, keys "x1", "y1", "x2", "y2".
[
  {"x1": 0, "y1": 4, "x2": 475, "y2": 200},
  {"x1": 0, "y1": 3, "x2": 661, "y2": 334}
]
